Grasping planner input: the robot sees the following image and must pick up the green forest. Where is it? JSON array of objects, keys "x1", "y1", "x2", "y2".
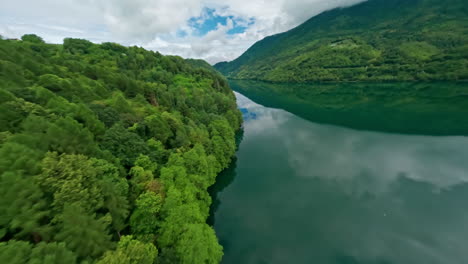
[
  {"x1": 215, "y1": 0, "x2": 468, "y2": 82},
  {"x1": 0, "y1": 34, "x2": 241, "y2": 263}
]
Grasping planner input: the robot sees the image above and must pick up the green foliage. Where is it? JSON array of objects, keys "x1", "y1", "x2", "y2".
[
  {"x1": 0, "y1": 240, "x2": 33, "y2": 264},
  {"x1": 209, "y1": 119, "x2": 236, "y2": 170},
  {"x1": 0, "y1": 35, "x2": 241, "y2": 263},
  {"x1": 142, "y1": 114, "x2": 173, "y2": 144},
  {"x1": 38, "y1": 74, "x2": 69, "y2": 92},
  {"x1": 55, "y1": 203, "x2": 113, "y2": 259},
  {"x1": 215, "y1": 0, "x2": 468, "y2": 82},
  {"x1": 100, "y1": 123, "x2": 149, "y2": 167},
  {"x1": 130, "y1": 192, "x2": 163, "y2": 240},
  {"x1": 46, "y1": 116, "x2": 98, "y2": 155},
  {"x1": 0, "y1": 240, "x2": 78, "y2": 264},
  {"x1": 63, "y1": 38, "x2": 93, "y2": 54},
  {"x1": 0, "y1": 142, "x2": 43, "y2": 175},
  {"x1": 29, "y1": 242, "x2": 78, "y2": 264},
  {"x1": 175, "y1": 224, "x2": 223, "y2": 264},
  {"x1": 158, "y1": 203, "x2": 205, "y2": 249},
  {"x1": 98, "y1": 236, "x2": 158, "y2": 264},
  {"x1": 90, "y1": 104, "x2": 121, "y2": 128},
  {"x1": 0, "y1": 172, "x2": 49, "y2": 240},
  {"x1": 96, "y1": 159, "x2": 130, "y2": 232},
  {"x1": 39, "y1": 152, "x2": 102, "y2": 214},
  {"x1": 21, "y1": 34, "x2": 45, "y2": 44},
  {"x1": 399, "y1": 42, "x2": 439, "y2": 61}
]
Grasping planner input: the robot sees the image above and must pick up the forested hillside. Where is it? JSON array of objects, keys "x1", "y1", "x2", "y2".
[
  {"x1": 0, "y1": 34, "x2": 241, "y2": 263},
  {"x1": 215, "y1": 0, "x2": 468, "y2": 82}
]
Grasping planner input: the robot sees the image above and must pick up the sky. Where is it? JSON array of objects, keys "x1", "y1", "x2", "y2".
[{"x1": 0, "y1": 0, "x2": 365, "y2": 64}]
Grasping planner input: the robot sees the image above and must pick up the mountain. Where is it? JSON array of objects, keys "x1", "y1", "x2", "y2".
[
  {"x1": 0, "y1": 35, "x2": 241, "y2": 263},
  {"x1": 215, "y1": 0, "x2": 468, "y2": 82}
]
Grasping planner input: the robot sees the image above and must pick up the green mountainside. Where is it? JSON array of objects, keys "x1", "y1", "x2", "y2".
[
  {"x1": 0, "y1": 35, "x2": 241, "y2": 263},
  {"x1": 215, "y1": 0, "x2": 468, "y2": 82}
]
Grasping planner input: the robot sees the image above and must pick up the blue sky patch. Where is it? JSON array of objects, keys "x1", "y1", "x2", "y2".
[{"x1": 188, "y1": 8, "x2": 255, "y2": 36}]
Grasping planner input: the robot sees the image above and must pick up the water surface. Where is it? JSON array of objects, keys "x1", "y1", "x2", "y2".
[
  {"x1": 230, "y1": 80, "x2": 468, "y2": 135},
  {"x1": 211, "y1": 81, "x2": 468, "y2": 264}
]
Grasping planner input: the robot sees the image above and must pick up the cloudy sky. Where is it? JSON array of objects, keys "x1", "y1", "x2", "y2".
[{"x1": 1, "y1": 0, "x2": 364, "y2": 64}]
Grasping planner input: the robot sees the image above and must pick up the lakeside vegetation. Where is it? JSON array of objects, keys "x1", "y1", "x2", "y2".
[
  {"x1": 215, "y1": 0, "x2": 468, "y2": 82},
  {"x1": 0, "y1": 34, "x2": 241, "y2": 263}
]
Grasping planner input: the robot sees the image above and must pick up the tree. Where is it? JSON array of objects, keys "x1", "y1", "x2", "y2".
[
  {"x1": 38, "y1": 152, "x2": 104, "y2": 214},
  {"x1": 129, "y1": 155, "x2": 157, "y2": 199},
  {"x1": 46, "y1": 116, "x2": 98, "y2": 155},
  {"x1": 89, "y1": 104, "x2": 121, "y2": 128},
  {"x1": 175, "y1": 224, "x2": 223, "y2": 264},
  {"x1": 0, "y1": 142, "x2": 43, "y2": 175},
  {"x1": 100, "y1": 42, "x2": 127, "y2": 54},
  {"x1": 73, "y1": 103, "x2": 106, "y2": 136},
  {"x1": 55, "y1": 203, "x2": 113, "y2": 259},
  {"x1": 63, "y1": 38, "x2": 93, "y2": 54},
  {"x1": 29, "y1": 242, "x2": 78, "y2": 264},
  {"x1": 207, "y1": 119, "x2": 235, "y2": 170},
  {"x1": 183, "y1": 144, "x2": 216, "y2": 188},
  {"x1": 0, "y1": 240, "x2": 32, "y2": 264},
  {"x1": 38, "y1": 153, "x2": 129, "y2": 233},
  {"x1": 37, "y1": 74, "x2": 68, "y2": 92},
  {"x1": 100, "y1": 123, "x2": 149, "y2": 168},
  {"x1": 147, "y1": 139, "x2": 168, "y2": 165},
  {"x1": 0, "y1": 172, "x2": 49, "y2": 240},
  {"x1": 157, "y1": 203, "x2": 222, "y2": 264},
  {"x1": 94, "y1": 159, "x2": 130, "y2": 233},
  {"x1": 129, "y1": 192, "x2": 163, "y2": 240},
  {"x1": 0, "y1": 240, "x2": 78, "y2": 264},
  {"x1": 31, "y1": 86, "x2": 56, "y2": 105},
  {"x1": 0, "y1": 99, "x2": 28, "y2": 133},
  {"x1": 21, "y1": 34, "x2": 45, "y2": 44},
  {"x1": 112, "y1": 92, "x2": 133, "y2": 114},
  {"x1": 160, "y1": 161, "x2": 186, "y2": 190},
  {"x1": 98, "y1": 236, "x2": 158, "y2": 264},
  {"x1": 142, "y1": 114, "x2": 173, "y2": 143},
  {"x1": 161, "y1": 112, "x2": 190, "y2": 148},
  {"x1": 158, "y1": 203, "x2": 204, "y2": 249}
]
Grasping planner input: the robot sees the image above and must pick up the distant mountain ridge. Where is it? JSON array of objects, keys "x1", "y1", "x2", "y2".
[{"x1": 215, "y1": 0, "x2": 468, "y2": 82}]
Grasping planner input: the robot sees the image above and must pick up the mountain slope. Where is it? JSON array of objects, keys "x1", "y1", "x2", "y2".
[{"x1": 215, "y1": 0, "x2": 468, "y2": 82}]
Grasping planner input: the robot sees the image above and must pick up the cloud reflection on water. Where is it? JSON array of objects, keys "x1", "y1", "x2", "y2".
[
  {"x1": 236, "y1": 92, "x2": 468, "y2": 191},
  {"x1": 222, "y1": 92, "x2": 468, "y2": 264}
]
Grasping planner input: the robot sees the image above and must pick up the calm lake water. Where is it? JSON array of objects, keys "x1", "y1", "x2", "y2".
[{"x1": 210, "y1": 81, "x2": 468, "y2": 264}]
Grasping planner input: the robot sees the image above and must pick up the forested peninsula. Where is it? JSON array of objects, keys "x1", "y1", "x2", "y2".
[{"x1": 0, "y1": 34, "x2": 241, "y2": 264}]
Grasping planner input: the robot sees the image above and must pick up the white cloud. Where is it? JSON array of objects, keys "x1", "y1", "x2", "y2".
[
  {"x1": 1, "y1": 0, "x2": 366, "y2": 64},
  {"x1": 87, "y1": 0, "x2": 204, "y2": 41}
]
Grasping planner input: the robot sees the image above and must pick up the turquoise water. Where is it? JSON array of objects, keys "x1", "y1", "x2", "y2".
[{"x1": 210, "y1": 82, "x2": 468, "y2": 264}]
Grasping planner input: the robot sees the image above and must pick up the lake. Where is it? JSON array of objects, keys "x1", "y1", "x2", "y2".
[{"x1": 210, "y1": 81, "x2": 468, "y2": 264}]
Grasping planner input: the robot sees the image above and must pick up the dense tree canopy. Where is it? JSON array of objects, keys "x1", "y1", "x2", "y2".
[{"x1": 0, "y1": 35, "x2": 241, "y2": 263}]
